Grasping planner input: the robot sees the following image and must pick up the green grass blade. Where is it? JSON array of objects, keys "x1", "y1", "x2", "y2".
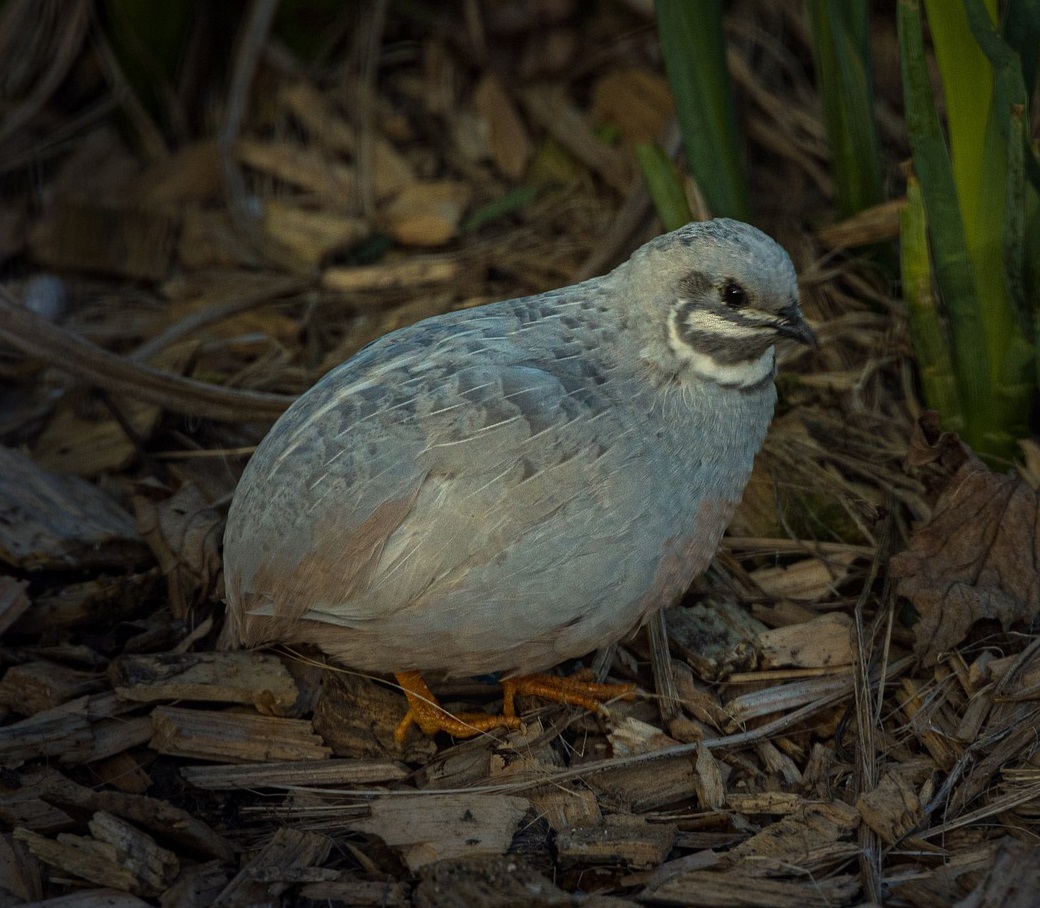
[
  {"x1": 1000, "y1": 101, "x2": 1027, "y2": 336},
  {"x1": 965, "y1": 0, "x2": 1040, "y2": 194},
  {"x1": 1003, "y1": 104, "x2": 1034, "y2": 366},
  {"x1": 461, "y1": 186, "x2": 544, "y2": 235},
  {"x1": 1027, "y1": 196, "x2": 1040, "y2": 389},
  {"x1": 901, "y1": 174, "x2": 964, "y2": 431},
  {"x1": 655, "y1": 0, "x2": 749, "y2": 220},
  {"x1": 963, "y1": 0, "x2": 1028, "y2": 139},
  {"x1": 994, "y1": 101, "x2": 1039, "y2": 424},
  {"x1": 960, "y1": 0, "x2": 1016, "y2": 374},
  {"x1": 962, "y1": 0, "x2": 1035, "y2": 447},
  {"x1": 105, "y1": 0, "x2": 194, "y2": 123},
  {"x1": 635, "y1": 143, "x2": 693, "y2": 232},
  {"x1": 1023, "y1": 164, "x2": 1040, "y2": 379},
  {"x1": 921, "y1": 0, "x2": 995, "y2": 236},
  {"x1": 805, "y1": 0, "x2": 884, "y2": 218},
  {"x1": 1005, "y1": 0, "x2": 1040, "y2": 102},
  {"x1": 897, "y1": 0, "x2": 992, "y2": 447}
]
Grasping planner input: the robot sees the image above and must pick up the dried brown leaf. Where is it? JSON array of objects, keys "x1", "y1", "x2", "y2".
[
  {"x1": 473, "y1": 74, "x2": 532, "y2": 180},
  {"x1": 382, "y1": 181, "x2": 472, "y2": 246},
  {"x1": 261, "y1": 199, "x2": 368, "y2": 268},
  {"x1": 890, "y1": 432, "x2": 1040, "y2": 664},
  {"x1": 590, "y1": 68, "x2": 673, "y2": 147},
  {"x1": 133, "y1": 482, "x2": 222, "y2": 620}
]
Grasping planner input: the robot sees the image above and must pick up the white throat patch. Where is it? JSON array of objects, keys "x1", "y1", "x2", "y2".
[
  {"x1": 681, "y1": 345, "x2": 776, "y2": 388},
  {"x1": 666, "y1": 315, "x2": 777, "y2": 389}
]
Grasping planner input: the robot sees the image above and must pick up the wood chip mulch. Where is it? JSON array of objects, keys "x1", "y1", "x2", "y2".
[{"x1": 1, "y1": 2, "x2": 1038, "y2": 906}]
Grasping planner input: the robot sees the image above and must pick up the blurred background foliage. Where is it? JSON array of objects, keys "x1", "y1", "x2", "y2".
[
  {"x1": 646, "y1": 0, "x2": 1039, "y2": 466},
  {"x1": 7, "y1": 0, "x2": 1040, "y2": 464}
]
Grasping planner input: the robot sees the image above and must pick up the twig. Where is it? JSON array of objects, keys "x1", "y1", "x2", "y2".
[{"x1": 0, "y1": 290, "x2": 293, "y2": 422}]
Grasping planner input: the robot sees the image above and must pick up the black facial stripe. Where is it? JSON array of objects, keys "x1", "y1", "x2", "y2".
[
  {"x1": 678, "y1": 272, "x2": 763, "y2": 327},
  {"x1": 678, "y1": 270, "x2": 713, "y2": 298},
  {"x1": 682, "y1": 330, "x2": 774, "y2": 365},
  {"x1": 671, "y1": 300, "x2": 777, "y2": 364}
]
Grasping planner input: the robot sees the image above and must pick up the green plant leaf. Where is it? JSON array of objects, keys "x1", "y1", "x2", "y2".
[
  {"x1": 461, "y1": 186, "x2": 544, "y2": 235},
  {"x1": 805, "y1": 0, "x2": 884, "y2": 218},
  {"x1": 635, "y1": 143, "x2": 693, "y2": 232},
  {"x1": 964, "y1": 0, "x2": 1040, "y2": 194},
  {"x1": 104, "y1": 0, "x2": 194, "y2": 122},
  {"x1": 901, "y1": 174, "x2": 964, "y2": 431},
  {"x1": 1005, "y1": 0, "x2": 1040, "y2": 105},
  {"x1": 655, "y1": 0, "x2": 748, "y2": 220},
  {"x1": 898, "y1": 0, "x2": 993, "y2": 446},
  {"x1": 921, "y1": 0, "x2": 995, "y2": 241},
  {"x1": 961, "y1": 0, "x2": 1034, "y2": 446},
  {"x1": 1004, "y1": 105, "x2": 1029, "y2": 340}
]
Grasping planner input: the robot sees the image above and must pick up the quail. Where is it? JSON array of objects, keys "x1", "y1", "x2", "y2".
[{"x1": 221, "y1": 218, "x2": 816, "y2": 743}]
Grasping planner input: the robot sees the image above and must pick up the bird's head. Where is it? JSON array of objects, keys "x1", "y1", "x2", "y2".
[{"x1": 624, "y1": 218, "x2": 816, "y2": 389}]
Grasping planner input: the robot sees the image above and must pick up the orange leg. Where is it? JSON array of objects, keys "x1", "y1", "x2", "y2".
[
  {"x1": 393, "y1": 671, "x2": 521, "y2": 746},
  {"x1": 501, "y1": 669, "x2": 636, "y2": 719}
]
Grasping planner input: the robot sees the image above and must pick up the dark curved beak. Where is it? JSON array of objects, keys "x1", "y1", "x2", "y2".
[{"x1": 776, "y1": 304, "x2": 818, "y2": 348}]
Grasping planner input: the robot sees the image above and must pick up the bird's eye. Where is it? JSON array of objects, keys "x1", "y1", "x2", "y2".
[{"x1": 721, "y1": 281, "x2": 749, "y2": 308}]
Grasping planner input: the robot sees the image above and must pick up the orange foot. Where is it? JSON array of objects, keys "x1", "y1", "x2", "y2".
[
  {"x1": 394, "y1": 671, "x2": 521, "y2": 746},
  {"x1": 502, "y1": 669, "x2": 637, "y2": 719},
  {"x1": 392, "y1": 670, "x2": 638, "y2": 747}
]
